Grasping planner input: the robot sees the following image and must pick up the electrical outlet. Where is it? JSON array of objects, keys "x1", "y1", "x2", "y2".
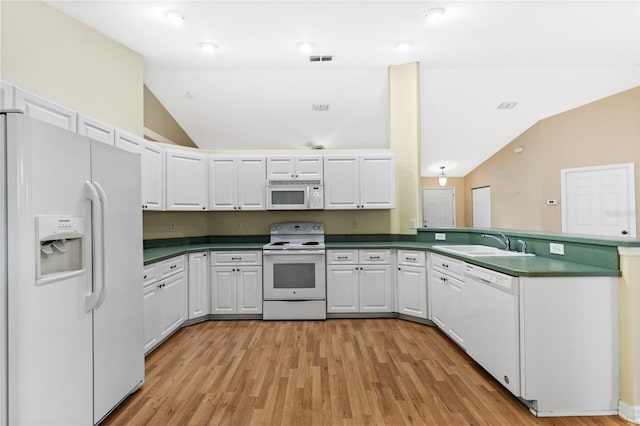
[
  {"x1": 169, "y1": 221, "x2": 177, "y2": 232},
  {"x1": 549, "y1": 243, "x2": 565, "y2": 255},
  {"x1": 235, "y1": 221, "x2": 242, "y2": 230},
  {"x1": 409, "y1": 219, "x2": 417, "y2": 229},
  {"x1": 353, "y1": 219, "x2": 359, "y2": 229},
  {"x1": 435, "y1": 233, "x2": 446, "y2": 241}
]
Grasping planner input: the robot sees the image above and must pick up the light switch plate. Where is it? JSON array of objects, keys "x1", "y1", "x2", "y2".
[
  {"x1": 550, "y1": 242, "x2": 565, "y2": 255},
  {"x1": 435, "y1": 233, "x2": 446, "y2": 241}
]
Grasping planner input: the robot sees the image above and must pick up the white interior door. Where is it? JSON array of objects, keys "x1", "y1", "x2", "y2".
[
  {"x1": 562, "y1": 163, "x2": 636, "y2": 237},
  {"x1": 472, "y1": 186, "x2": 491, "y2": 228},
  {"x1": 422, "y1": 188, "x2": 455, "y2": 227}
]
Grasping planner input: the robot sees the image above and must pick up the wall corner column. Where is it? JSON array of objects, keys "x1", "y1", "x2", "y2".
[
  {"x1": 617, "y1": 246, "x2": 640, "y2": 424},
  {"x1": 389, "y1": 62, "x2": 421, "y2": 235}
]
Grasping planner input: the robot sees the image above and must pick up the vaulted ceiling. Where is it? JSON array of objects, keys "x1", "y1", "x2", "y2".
[{"x1": 47, "y1": 1, "x2": 640, "y2": 176}]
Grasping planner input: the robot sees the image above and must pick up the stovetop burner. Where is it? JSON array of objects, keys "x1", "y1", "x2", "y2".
[{"x1": 264, "y1": 222, "x2": 325, "y2": 251}]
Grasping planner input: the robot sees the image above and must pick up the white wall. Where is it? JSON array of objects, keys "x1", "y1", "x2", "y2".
[{"x1": 144, "y1": 68, "x2": 389, "y2": 150}]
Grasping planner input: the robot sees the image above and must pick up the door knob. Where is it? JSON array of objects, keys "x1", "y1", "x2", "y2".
[{"x1": 622, "y1": 230, "x2": 629, "y2": 235}]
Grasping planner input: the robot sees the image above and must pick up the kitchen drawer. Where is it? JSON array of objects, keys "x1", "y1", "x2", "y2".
[
  {"x1": 430, "y1": 253, "x2": 464, "y2": 280},
  {"x1": 211, "y1": 250, "x2": 262, "y2": 266},
  {"x1": 397, "y1": 250, "x2": 426, "y2": 267},
  {"x1": 358, "y1": 249, "x2": 391, "y2": 264},
  {"x1": 143, "y1": 263, "x2": 158, "y2": 287},
  {"x1": 159, "y1": 255, "x2": 186, "y2": 279},
  {"x1": 327, "y1": 250, "x2": 357, "y2": 264}
]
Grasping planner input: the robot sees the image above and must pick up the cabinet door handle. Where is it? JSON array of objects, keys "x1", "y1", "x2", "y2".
[{"x1": 143, "y1": 275, "x2": 148, "y2": 279}]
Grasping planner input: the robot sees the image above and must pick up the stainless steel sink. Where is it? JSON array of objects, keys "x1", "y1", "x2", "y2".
[{"x1": 432, "y1": 245, "x2": 535, "y2": 257}]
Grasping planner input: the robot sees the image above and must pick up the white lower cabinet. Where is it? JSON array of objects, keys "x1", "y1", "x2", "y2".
[
  {"x1": 396, "y1": 250, "x2": 427, "y2": 319},
  {"x1": 188, "y1": 252, "x2": 210, "y2": 320},
  {"x1": 327, "y1": 249, "x2": 393, "y2": 313},
  {"x1": 518, "y1": 276, "x2": 619, "y2": 415},
  {"x1": 159, "y1": 272, "x2": 188, "y2": 339},
  {"x1": 142, "y1": 255, "x2": 188, "y2": 354},
  {"x1": 210, "y1": 251, "x2": 262, "y2": 315},
  {"x1": 429, "y1": 253, "x2": 465, "y2": 347}
]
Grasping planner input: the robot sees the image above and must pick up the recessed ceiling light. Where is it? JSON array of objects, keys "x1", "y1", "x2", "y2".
[
  {"x1": 199, "y1": 42, "x2": 218, "y2": 54},
  {"x1": 162, "y1": 10, "x2": 184, "y2": 26},
  {"x1": 296, "y1": 41, "x2": 316, "y2": 53},
  {"x1": 423, "y1": 7, "x2": 446, "y2": 22},
  {"x1": 395, "y1": 41, "x2": 414, "y2": 52}
]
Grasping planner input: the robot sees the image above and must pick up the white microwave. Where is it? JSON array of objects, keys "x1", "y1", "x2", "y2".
[{"x1": 266, "y1": 180, "x2": 324, "y2": 210}]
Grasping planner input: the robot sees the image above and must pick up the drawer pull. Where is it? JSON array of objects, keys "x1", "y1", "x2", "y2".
[
  {"x1": 407, "y1": 257, "x2": 417, "y2": 261},
  {"x1": 170, "y1": 265, "x2": 177, "y2": 269},
  {"x1": 369, "y1": 256, "x2": 380, "y2": 259},
  {"x1": 337, "y1": 256, "x2": 348, "y2": 260},
  {"x1": 231, "y1": 257, "x2": 241, "y2": 260},
  {"x1": 442, "y1": 263, "x2": 449, "y2": 268}
]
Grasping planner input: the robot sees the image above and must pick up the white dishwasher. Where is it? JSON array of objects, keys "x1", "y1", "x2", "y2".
[{"x1": 464, "y1": 263, "x2": 521, "y2": 397}]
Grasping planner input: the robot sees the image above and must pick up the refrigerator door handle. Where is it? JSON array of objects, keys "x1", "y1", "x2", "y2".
[
  {"x1": 84, "y1": 181, "x2": 104, "y2": 312},
  {"x1": 94, "y1": 181, "x2": 108, "y2": 310}
]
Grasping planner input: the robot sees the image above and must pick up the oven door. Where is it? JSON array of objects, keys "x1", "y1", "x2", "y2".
[
  {"x1": 266, "y1": 186, "x2": 308, "y2": 210},
  {"x1": 263, "y1": 250, "x2": 326, "y2": 300}
]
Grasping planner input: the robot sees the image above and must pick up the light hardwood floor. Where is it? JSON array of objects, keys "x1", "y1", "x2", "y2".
[{"x1": 104, "y1": 319, "x2": 630, "y2": 425}]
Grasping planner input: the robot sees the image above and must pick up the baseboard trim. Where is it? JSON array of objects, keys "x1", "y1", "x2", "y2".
[{"x1": 619, "y1": 400, "x2": 640, "y2": 424}]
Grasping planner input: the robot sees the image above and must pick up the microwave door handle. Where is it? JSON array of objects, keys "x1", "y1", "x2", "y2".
[{"x1": 306, "y1": 186, "x2": 310, "y2": 208}]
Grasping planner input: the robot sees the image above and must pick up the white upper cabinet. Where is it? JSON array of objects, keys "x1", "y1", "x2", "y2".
[
  {"x1": 141, "y1": 141, "x2": 165, "y2": 210},
  {"x1": 166, "y1": 148, "x2": 208, "y2": 211},
  {"x1": 115, "y1": 131, "x2": 164, "y2": 210},
  {"x1": 115, "y1": 130, "x2": 143, "y2": 155},
  {"x1": 1, "y1": 81, "x2": 14, "y2": 109},
  {"x1": 209, "y1": 155, "x2": 265, "y2": 211},
  {"x1": 77, "y1": 114, "x2": 115, "y2": 146},
  {"x1": 14, "y1": 87, "x2": 77, "y2": 131},
  {"x1": 209, "y1": 156, "x2": 236, "y2": 210},
  {"x1": 266, "y1": 155, "x2": 323, "y2": 180},
  {"x1": 360, "y1": 154, "x2": 396, "y2": 209},
  {"x1": 323, "y1": 155, "x2": 360, "y2": 209},
  {"x1": 324, "y1": 153, "x2": 395, "y2": 209}
]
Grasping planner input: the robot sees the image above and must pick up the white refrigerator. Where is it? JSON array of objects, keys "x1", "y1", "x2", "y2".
[{"x1": 1, "y1": 111, "x2": 144, "y2": 425}]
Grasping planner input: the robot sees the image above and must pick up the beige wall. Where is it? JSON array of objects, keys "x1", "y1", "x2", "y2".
[
  {"x1": 464, "y1": 86, "x2": 640, "y2": 232},
  {"x1": 0, "y1": 1, "x2": 143, "y2": 135},
  {"x1": 143, "y1": 210, "x2": 393, "y2": 239},
  {"x1": 389, "y1": 62, "x2": 421, "y2": 234},
  {"x1": 420, "y1": 177, "x2": 466, "y2": 227},
  {"x1": 144, "y1": 85, "x2": 197, "y2": 148}
]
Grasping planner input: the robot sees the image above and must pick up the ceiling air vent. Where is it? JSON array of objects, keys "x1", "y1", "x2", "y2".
[
  {"x1": 312, "y1": 104, "x2": 329, "y2": 111},
  {"x1": 309, "y1": 55, "x2": 333, "y2": 62},
  {"x1": 497, "y1": 102, "x2": 519, "y2": 110}
]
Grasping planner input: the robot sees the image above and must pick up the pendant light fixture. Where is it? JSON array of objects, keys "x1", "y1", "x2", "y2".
[{"x1": 438, "y1": 166, "x2": 447, "y2": 186}]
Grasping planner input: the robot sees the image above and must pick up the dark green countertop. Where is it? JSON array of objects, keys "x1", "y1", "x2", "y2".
[
  {"x1": 144, "y1": 243, "x2": 265, "y2": 264},
  {"x1": 144, "y1": 240, "x2": 620, "y2": 277}
]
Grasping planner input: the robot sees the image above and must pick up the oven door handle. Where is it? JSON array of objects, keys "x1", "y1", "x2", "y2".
[{"x1": 263, "y1": 250, "x2": 326, "y2": 256}]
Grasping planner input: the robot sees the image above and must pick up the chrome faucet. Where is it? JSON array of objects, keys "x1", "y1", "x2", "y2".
[
  {"x1": 517, "y1": 239, "x2": 527, "y2": 254},
  {"x1": 481, "y1": 232, "x2": 510, "y2": 250}
]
